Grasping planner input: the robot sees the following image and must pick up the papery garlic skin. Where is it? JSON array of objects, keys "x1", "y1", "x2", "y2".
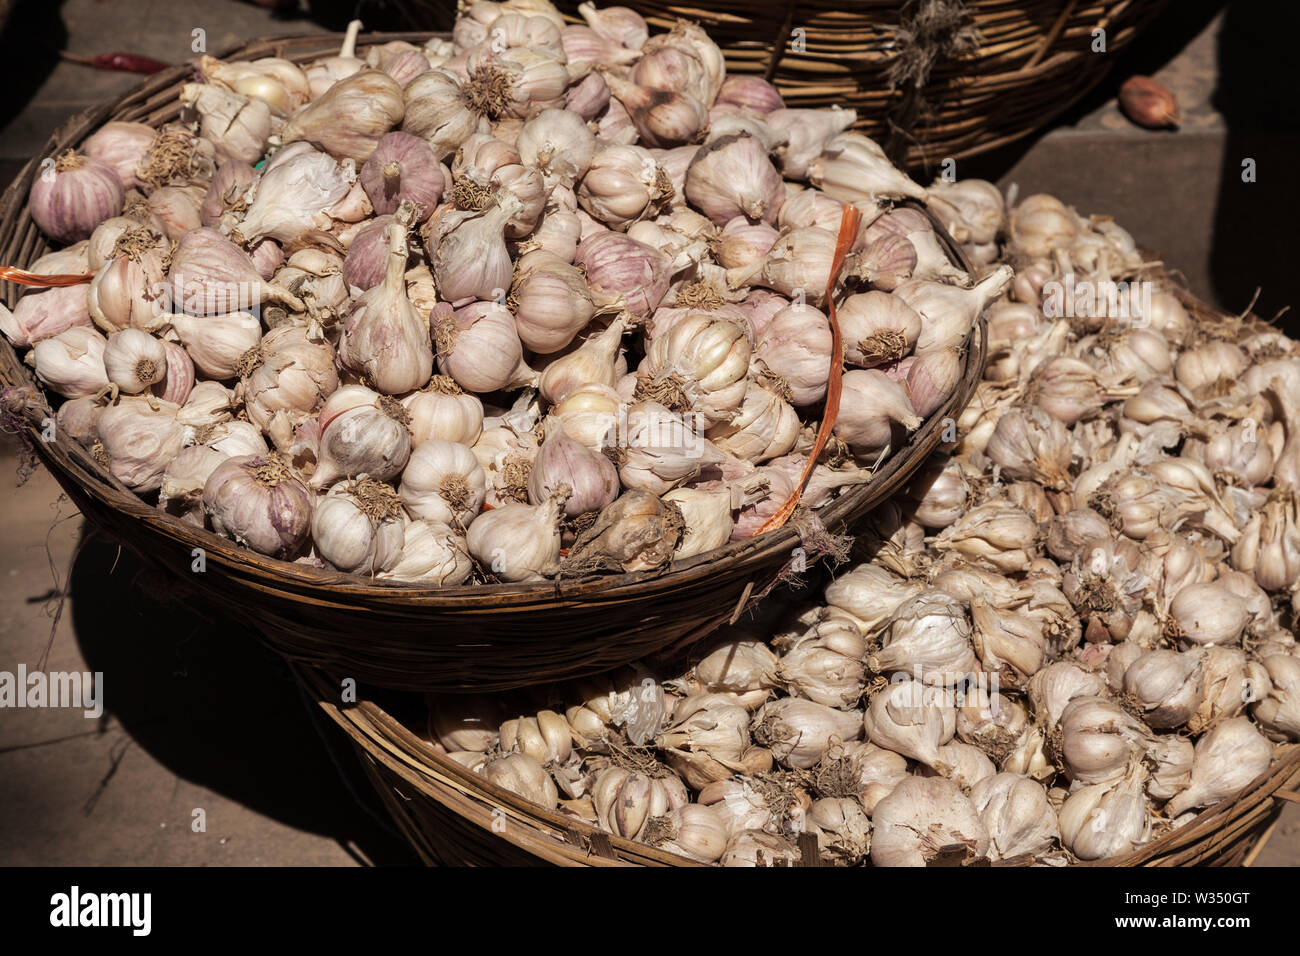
[
  {"x1": 312, "y1": 479, "x2": 406, "y2": 574},
  {"x1": 399, "y1": 439, "x2": 487, "y2": 528},
  {"x1": 1058, "y1": 766, "x2": 1152, "y2": 861},
  {"x1": 874, "y1": 590, "x2": 977, "y2": 686},
  {"x1": 1252, "y1": 655, "x2": 1300, "y2": 742},
  {"x1": 28, "y1": 327, "x2": 110, "y2": 399},
  {"x1": 1166, "y1": 717, "x2": 1274, "y2": 816},
  {"x1": 312, "y1": 386, "x2": 412, "y2": 489},
  {"x1": 379, "y1": 519, "x2": 472, "y2": 586},
  {"x1": 466, "y1": 492, "x2": 566, "y2": 582},
  {"x1": 203, "y1": 453, "x2": 314, "y2": 557},
  {"x1": 871, "y1": 776, "x2": 989, "y2": 867},
  {"x1": 97, "y1": 397, "x2": 188, "y2": 492}
]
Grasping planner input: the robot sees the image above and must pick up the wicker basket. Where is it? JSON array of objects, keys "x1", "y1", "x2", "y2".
[
  {"x1": 295, "y1": 664, "x2": 1300, "y2": 867},
  {"x1": 0, "y1": 32, "x2": 986, "y2": 694},
  {"x1": 394, "y1": 1, "x2": 1170, "y2": 169}
]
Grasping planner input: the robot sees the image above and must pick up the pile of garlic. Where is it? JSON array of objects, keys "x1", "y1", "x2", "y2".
[
  {"x1": 419, "y1": 187, "x2": 1300, "y2": 866},
  {"x1": 3, "y1": 0, "x2": 999, "y2": 584}
]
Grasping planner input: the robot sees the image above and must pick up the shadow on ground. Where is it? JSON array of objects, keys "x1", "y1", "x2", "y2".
[{"x1": 67, "y1": 525, "x2": 420, "y2": 866}]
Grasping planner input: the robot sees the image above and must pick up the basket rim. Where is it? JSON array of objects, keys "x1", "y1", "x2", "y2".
[
  {"x1": 0, "y1": 36, "x2": 986, "y2": 608},
  {"x1": 297, "y1": 663, "x2": 1300, "y2": 867}
]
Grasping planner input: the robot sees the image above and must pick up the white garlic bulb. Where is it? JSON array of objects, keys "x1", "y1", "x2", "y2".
[
  {"x1": 399, "y1": 439, "x2": 487, "y2": 528},
  {"x1": 968, "y1": 773, "x2": 1059, "y2": 861},
  {"x1": 863, "y1": 678, "x2": 955, "y2": 770},
  {"x1": 311, "y1": 478, "x2": 406, "y2": 575},
  {"x1": 823, "y1": 564, "x2": 924, "y2": 634},
  {"x1": 465, "y1": 491, "x2": 567, "y2": 582},
  {"x1": 873, "y1": 590, "x2": 976, "y2": 685},
  {"x1": 870, "y1": 776, "x2": 989, "y2": 867},
  {"x1": 1166, "y1": 717, "x2": 1274, "y2": 816},
  {"x1": 1058, "y1": 764, "x2": 1152, "y2": 861},
  {"x1": 1058, "y1": 696, "x2": 1153, "y2": 787},
  {"x1": 1122, "y1": 649, "x2": 1204, "y2": 729},
  {"x1": 479, "y1": 752, "x2": 559, "y2": 808},
  {"x1": 102, "y1": 328, "x2": 167, "y2": 395},
  {"x1": 753, "y1": 698, "x2": 863, "y2": 770},
  {"x1": 379, "y1": 519, "x2": 472, "y2": 586},
  {"x1": 1252, "y1": 655, "x2": 1300, "y2": 742}
]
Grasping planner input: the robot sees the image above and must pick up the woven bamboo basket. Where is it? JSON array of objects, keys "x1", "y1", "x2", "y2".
[
  {"x1": 394, "y1": 0, "x2": 1169, "y2": 168},
  {"x1": 0, "y1": 31, "x2": 986, "y2": 694},
  {"x1": 295, "y1": 665, "x2": 1300, "y2": 867}
]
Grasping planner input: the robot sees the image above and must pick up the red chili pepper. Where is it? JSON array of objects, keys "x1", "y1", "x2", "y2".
[{"x1": 60, "y1": 51, "x2": 171, "y2": 75}]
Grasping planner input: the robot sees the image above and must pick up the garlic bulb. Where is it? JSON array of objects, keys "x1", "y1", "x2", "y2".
[
  {"x1": 379, "y1": 519, "x2": 473, "y2": 586},
  {"x1": 968, "y1": 773, "x2": 1058, "y2": 861},
  {"x1": 617, "y1": 401, "x2": 728, "y2": 495},
  {"x1": 726, "y1": 227, "x2": 839, "y2": 306},
  {"x1": 906, "y1": 456, "x2": 971, "y2": 529},
  {"x1": 832, "y1": 370, "x2": 922, "y2": 459},
  {"x1": 752, "y1": 304, "x2": 833, "y2": 408},
  {"x1": 661, "y1": 485, "x2": 735, "y2": 558},
  {"x1": 480, "y1": 753, "x2": 558, "y2": 808},
  {"x1": 684, "y1": 133, "x2": 784, "y2": 225},
  {"x1": 465, "y1": 490, "x2": 566, "y2": 581},
  {"x1": 656, "y1": 693, "x2": 772, "y2": 790},
  {"x1": 776, "y1": 618, "x2": 866, "y2": 709},
  {"x1": 1166, "y1": 717, "x2": 1274, "y2": 816},
  {"x1": 402, "y1": 70, "x2": 479, "y2": 159},
  {"x1": 359, "y1": 131, "x2": 444, "y2": 219},
  {"x1": 1122, "y1": 649, "x2": 1204, "y2": 729},
  {"x1": 1145, "y1": 735, "x2": 1194, "y2": 802},
  {"x1": 810, "y1": 132, "x2": 927, "y2": 205},
  {"x1": 29, "y1": 151, "x2": 124, "y2": 243},
  {"x1": 281, "y1": 69, "x2": 405, "y2": 165},
  {"x1": 970, "y1": 599, "x2": 1047, "y2": 683},
  {"x1": 399, "y1": 439, "x2": 487, "y2": 527},
  {"x1": 500, "y1": 710, "x2": 573, "y2": 766},
  {"x1": 401, "y1": 377, "x2": 484, "y2": 447},
  {"x1": 1029, "y1": 662, "x2": 1108, "y2": 728},
  {"x1": 565, "y1": 489, "x2": 684, "y2": 574},
  {"x1": 1058, "y1": 764, "x2": 1152, "y2": 861},
  {"x1": 0, "y1": 285, "x2": 92, "y2": 349},
  {"x1": 806, "y1": 797, "x2": 872, "y2": 863},
  {"x1": 824, "y1": 564, "x2": 924, "y2": 634},
  {"x1": 100, "y1": 328, "x2": 166, "y2": 395},
  {"x1": 933, "y1": 500, "x2": 1039, "y2": 574},
  {"x1": 428, "y1": 197, "x2": 521, "y2": 305},
  {"x1": 838, "y1": 291, "x2": 922, "y2": 368},
  {"x1": 312, "y1": 386, "x2": 412, "y2": 488},
  {"x1": 985, "y1": 404, "x2": 1073, "y2": 489},
  {"x1": 590, "y1": 766, "x2": 688, "y2": 841},
  {"x1": 434, "y1": 301, "x2": 534, "y2": 394},
  {"x1": 27, "y1": 327, "x2": 109, "y2": 399},
  {"x1": 638, "y1": 313, "x2": 749, "y2": 426},
  {"x1": 179, "y1": 83, "x2": 270, "y2": 164},
  {"x1": 338, "y1": 216, "x2": 434, "y2": 395},
  {"x1": 238, "y1": 325, "x2": 338, "y2": 448},
  {"x1": 233, "y1": 143, "x2": 357, "y2": 244},
  {"x1": 1252, "y1": 655, "x2": 1300, "y2": 742},
  {"x1": 705, "y1": 379, "x2": 799, "y2": 463},
  {"x1": 1058, "y1": 696, "x2": 1153, "y2": 787},
  {"x1": 863, "y1": 678, "x2": 954, "y2": 769},
  {"x1": 536, "y1": 318, "x2": 626, "y2": 406},
  {"x1": 203, "y1": 453, "x2": 314, "y2": 557},
  {"x1": 511, "y1": 252, "x2": 607, "y2": 353},
  {"x1": 516, "y1": 108, "x2": 596, "y2": 189},
  {"x1": 1168, "y1": 581, "x2": 1251, "y2": 647},
  {"x1": 528, "y1": 425, "x2": 619, "y2": 516},
  {"x1": 574, "y1": 231, "x2": 671, "y2": 321},
  {"x1": 754, "y1": 698, "x2": 863, "y2": 770},
  {"x1": 1232, "y1": 492, "x2": 1300, "y2": 591},
  {"x1": 874, "y1": 590, "x2": 977, "y2": 685},
  {"x1": 603, "y1": 72, "x2": 708, "y2": 148},
  {"x1": 312, "y1": 478, "x2": 406, "y2": 574},
  {"x1": 577, "y1": 143, "x2": 671, "y2": 228},
  {"x1": 870, "y1": 776, "x2": 989, "y2": 867},
  {"x1": 167, "y1": 311, "x2": 263, "y2": 380}
]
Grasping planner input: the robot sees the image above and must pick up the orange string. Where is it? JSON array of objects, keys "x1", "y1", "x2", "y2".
[
  {"x1": 754, "y1": 202, "x2": 862, "y2": 537},
  {"x1": 0, "y1": 266, "x2": 96, "y2": 287}
]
